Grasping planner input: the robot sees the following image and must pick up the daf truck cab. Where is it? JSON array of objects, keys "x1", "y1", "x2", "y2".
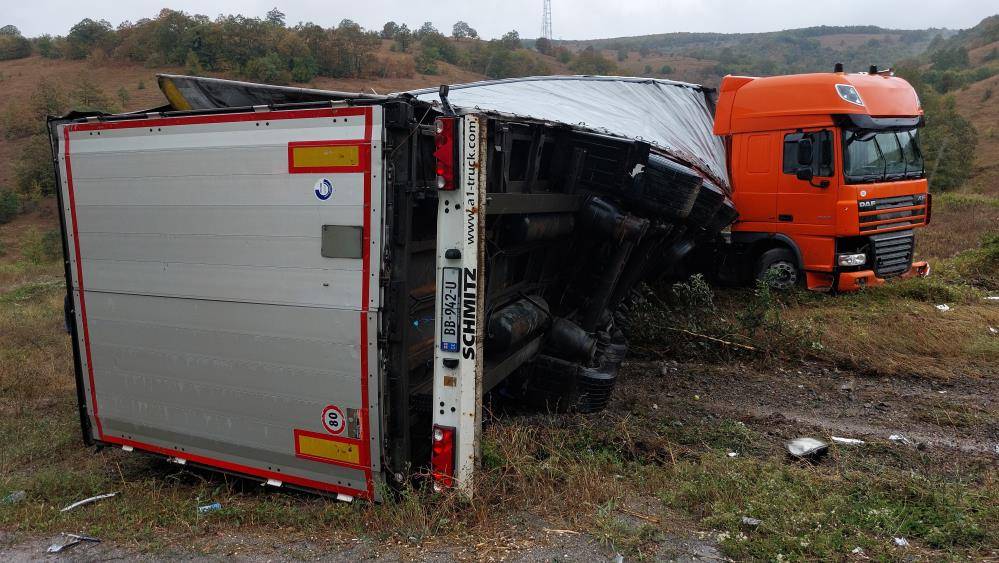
[{"x1": 712, "y1": 67, "x2": 931, "y2": 291}]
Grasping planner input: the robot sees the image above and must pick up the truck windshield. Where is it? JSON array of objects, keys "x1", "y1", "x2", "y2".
[{"x1": 843, "y1": 128, "x2": 924, "y2": 183}]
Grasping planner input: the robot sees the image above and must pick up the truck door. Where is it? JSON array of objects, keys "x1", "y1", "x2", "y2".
[
  {"x1": 56, "y1": 105, "x2": 384, "y2": 500},
  {"x1": 777, "y1": 128, "x2": 838, "y2": 230}
]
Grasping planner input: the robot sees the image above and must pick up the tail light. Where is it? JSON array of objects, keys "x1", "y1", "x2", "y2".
[
  {"x1": 431, "y1": 424, "x2": 456, "y2": 491},
  {"x1": 433, "y1": 118, "x2": 457, "y2": 190}
]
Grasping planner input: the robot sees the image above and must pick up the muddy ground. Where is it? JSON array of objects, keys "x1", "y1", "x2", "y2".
[{"x1": 2, "y1": 355, "x2": 995, "y2": 561}]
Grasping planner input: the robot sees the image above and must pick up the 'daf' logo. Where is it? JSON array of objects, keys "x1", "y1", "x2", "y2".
[{"x1": 314, "y1": 178, "x2": 334, "y2": 200}]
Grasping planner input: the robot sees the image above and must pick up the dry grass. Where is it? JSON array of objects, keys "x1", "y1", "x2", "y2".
[
  {"x1": 792, "y1": 292, "x2": 999, "y2": 379},
  {"x1": 918, "y1": 192, "x2": 999, "y2": 260}
]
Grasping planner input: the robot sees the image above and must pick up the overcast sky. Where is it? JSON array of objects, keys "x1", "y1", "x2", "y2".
[{"x1": 6, "y1": 0, "x2": 997, "y2": 39}]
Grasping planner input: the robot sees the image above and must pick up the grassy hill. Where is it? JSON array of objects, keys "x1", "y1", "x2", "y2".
[{"x1": 559, "y1": 25, "x2": 958, "y2": 85}]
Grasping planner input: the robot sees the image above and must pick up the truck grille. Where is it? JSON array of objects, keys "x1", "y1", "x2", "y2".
[
  {"x1": 870, "y1": 230, "x2": 914, "y2": 278},
  {"x1": 858, "y1": 195, "x2": 926, "y2": 232}
]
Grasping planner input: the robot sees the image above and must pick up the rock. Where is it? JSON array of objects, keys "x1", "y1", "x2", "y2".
[{"x1": 2, "y1": 490, "x2": 26, "y2": 505}]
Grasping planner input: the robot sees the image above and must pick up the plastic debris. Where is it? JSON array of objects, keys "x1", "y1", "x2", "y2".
[
  {"x1": 989, "y1": 326, "x2": 998, "y2": 334},
  {"x1": 60, "y1": 492, "x2": 117, "y2": 512},
  {"x1": 741, "y1": 516, "x2": 762, "y2": 527},
  {"x1": 851, "y1": 546, "x2": 864, "y2": 554},
  {"x1": 935, "y1": 304, "x2": 950, "y2": 312},
  {"x1": 889, "y1": 434, "x2": 915, "y2": 446},
  {"x1": 613, "y1": 553, "x2": 624, "y2": 563},
  {"x1": 786, "y1": 437, "x2": 829, "y2": 460},
  {"x1": 984, "y1": 295, "x2": 999, "y2": 301},
  {"x1": 727, "y1": 452, "x2": 739, "y2": 458},
  {"x1": 2, "y1": 490, "x2": 26, "y2": 505},
  {"x1": 46, "y1": 533, "x2": 101, "y2": 553},
  {"x1": 893, "y1": 537, "x2": 909, "y2": 547},
  {"x1": 831, "y1": 436, "x2": 865, "y2": 445},
  {"x1": 197, "y1": 502, "x2": 222, "y2": 513}
]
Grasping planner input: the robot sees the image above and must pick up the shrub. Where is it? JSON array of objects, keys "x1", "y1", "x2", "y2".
[
  {"x1": 116, "y1": 87, "x2": 130, "y2": 109},
  {"x1": 1, "y1": 104, "x2": 36, "y2": 140},
  {"x1": 35, "y1": 35, "x2": 60, "y2": 58},
  {"x1": 290, "y1": 56, "x2": 318, "y2": 82},
  {"x1": 0, "y1": 189, "x2": 21, "y2": 224},
  {"x1": 0, "y1": 34, "x2": 31, "y2": 60},
  {"x1": 14, "y1": 135, "x2": 56, "y2": 196},
  {"x1": 244, "y1": 52, "x2": 291, "y2": 84},
  {"x1": 71, "y1": 76, "x2": 117, "y2": 113},
  {"x1": 629, "y1": 274, "x2": 816, "y2": 363},
  {"x1": 22, "y1": 228, "x2": 62, "y2": 264},
  {"x1": 570, "y1": 47, "x2": 617, "y2": 75},
  {"x1": 414, "y1": 47, "x2": 440, "y2": 74}
]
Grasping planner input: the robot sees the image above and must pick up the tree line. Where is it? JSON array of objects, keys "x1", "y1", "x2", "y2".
[{"x1": 0, "y1": 9, "x2": 619, "y2": 83}]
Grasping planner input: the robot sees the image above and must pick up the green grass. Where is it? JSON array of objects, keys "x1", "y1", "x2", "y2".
[{"x1": 659, "y1": 452, "x2": 996, "y2": 559}]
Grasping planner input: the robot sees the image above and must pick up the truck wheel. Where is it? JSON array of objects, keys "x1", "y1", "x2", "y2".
[{"x1": 755, "y1": 248, "x2": 799, "y2": 290}]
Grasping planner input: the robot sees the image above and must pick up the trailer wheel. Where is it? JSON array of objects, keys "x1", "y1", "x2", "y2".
[{"x1": 755, "y1": 248, "x2": 799, "y2": 290}]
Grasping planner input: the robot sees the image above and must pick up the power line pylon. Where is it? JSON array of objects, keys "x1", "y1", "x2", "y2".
[{"x1": 542, "y1": 0, "x2": 553, "y2": 40}]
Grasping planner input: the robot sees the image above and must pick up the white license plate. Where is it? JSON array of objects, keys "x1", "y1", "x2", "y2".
[{"x1": 440, "y1": 267, "x2": 460, "y2": 352}]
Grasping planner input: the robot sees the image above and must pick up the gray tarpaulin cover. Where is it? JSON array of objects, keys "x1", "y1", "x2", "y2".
[
  {"x1": 156, "y1": 74, "x2": 728, "y2": 189},
  {"x1": 404, "y1": 76, "x2": 728, "y2": 189}
]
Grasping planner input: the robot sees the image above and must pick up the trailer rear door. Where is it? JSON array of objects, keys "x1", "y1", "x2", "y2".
[{"x1": 56, "y1": 105, "x2": 384, "y2": 499}]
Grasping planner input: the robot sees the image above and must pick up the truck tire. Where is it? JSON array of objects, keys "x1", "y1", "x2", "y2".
[{"x1": 755, "y1": 248, "x2": 800, "y2": 290}]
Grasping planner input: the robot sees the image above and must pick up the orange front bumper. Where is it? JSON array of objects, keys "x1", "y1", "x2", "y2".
[{"x1": 835, "y1": 260, "x2": 930, "y2": 292}]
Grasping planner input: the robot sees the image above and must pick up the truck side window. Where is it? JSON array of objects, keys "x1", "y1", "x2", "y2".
[
  {"x1": 781, "y1": 135, "x2": 801, "y2": 174},
  {"x1": 782, "y1": 130, "x2": 833, "y2": 177}
]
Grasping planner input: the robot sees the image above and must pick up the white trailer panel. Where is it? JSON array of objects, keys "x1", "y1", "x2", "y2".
[{"x1": 57, "y1": 106, "x2": 384, "y2": 499}]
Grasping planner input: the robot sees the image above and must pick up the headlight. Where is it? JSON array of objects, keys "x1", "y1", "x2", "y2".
[
  {"x1": 838, "y1": 253, "x2": 867, "y2": 267},
  {"x1": 835, "y1": 84, "x2": 865, "y2": 106}
]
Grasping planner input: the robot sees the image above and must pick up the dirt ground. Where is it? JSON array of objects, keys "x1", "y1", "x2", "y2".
[{"x1": 1, "y1": 353, "x2": 996, "y2": 560}]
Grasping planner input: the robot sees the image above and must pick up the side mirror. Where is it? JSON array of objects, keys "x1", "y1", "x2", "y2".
[
  {"x1": 795, "y1": 167, "x2": 814, "y2": 181},
  {"x1": 796, "y1": 138, "x2": 813, "y2": 166}
]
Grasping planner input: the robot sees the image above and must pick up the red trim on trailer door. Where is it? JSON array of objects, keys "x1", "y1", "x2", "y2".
[
  {"x1": 359, "y1": 107, "x2": 374, "y2": 498},
  {"x1": 67, "y1": 107, "x2": 369, "y2": 132},
  {"x1": 63, "y1": 106, "x2": 378, "y2": 500},
  {"x1": 107, "y1": 435, "x2": 365, "y2": 498},
  {"x1": 63, "y1": 127, "x2": 104, "y2": 440}
]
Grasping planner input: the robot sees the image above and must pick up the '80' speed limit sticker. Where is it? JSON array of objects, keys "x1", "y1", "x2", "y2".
[{"x1": 321, "y1": 405, "x2": 346, "y2": 435}]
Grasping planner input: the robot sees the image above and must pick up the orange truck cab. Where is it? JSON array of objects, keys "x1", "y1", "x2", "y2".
[{"x1": 711, "y1": 66, "x2": 930, "y2": 291}]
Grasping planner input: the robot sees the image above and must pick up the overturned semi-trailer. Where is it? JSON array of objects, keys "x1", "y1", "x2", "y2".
[{"x1": 48, "y1": 74, "x2": 737, "y2": 500}]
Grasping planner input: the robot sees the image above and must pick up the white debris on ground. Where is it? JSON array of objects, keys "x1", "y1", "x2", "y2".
[
  {"x1": 786, "y1": 437, "x2": 829, "y2": 459},
  {"x1": 831, "y1": 436, "x2": 865, "y2": 445}
]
